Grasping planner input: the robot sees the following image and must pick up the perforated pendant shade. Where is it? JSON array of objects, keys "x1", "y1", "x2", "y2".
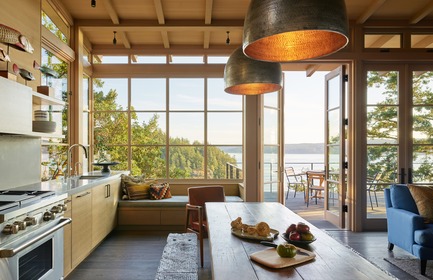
[
  {"x1": 243, "y1": 0, "x2": 349, "y2": 62},
  {"x1": 224, "y1": 47, "x2": 282, "y2": 95}
]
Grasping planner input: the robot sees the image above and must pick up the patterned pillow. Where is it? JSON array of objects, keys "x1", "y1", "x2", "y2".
[
  {"x1": 120, "y1": 174, "x2": 146, "y2": 197},
  {"x1": 149, "y1": 183, "x2": 172, "y2": 200},
  {"x1": 124, "y1": 181, "x2": 153, "y2": 200},
  {"x1": 408, "y1": 184, "x2": 433, "y2": 223}
]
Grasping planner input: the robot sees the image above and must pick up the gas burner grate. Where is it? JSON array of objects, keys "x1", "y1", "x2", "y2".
[
  {"x1": 0, "y1": 201, "x2": 19, "y2": 212},
  {"x1": 0, "y1": 190, "x2": 55, "y2": 199}
]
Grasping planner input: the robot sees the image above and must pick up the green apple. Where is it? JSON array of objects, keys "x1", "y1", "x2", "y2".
[{"x1": 276, "y1": 243, "x2": 297, "y2": 258}]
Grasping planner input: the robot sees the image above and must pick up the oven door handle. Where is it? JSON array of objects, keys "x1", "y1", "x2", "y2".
[{"x1": 0, "y1": 218, "x2": 72, "y2": 258}]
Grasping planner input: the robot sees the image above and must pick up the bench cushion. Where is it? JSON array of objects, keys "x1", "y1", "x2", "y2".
[{"x1": 118, "y1": 195, "x2": 243, "y2": 208}]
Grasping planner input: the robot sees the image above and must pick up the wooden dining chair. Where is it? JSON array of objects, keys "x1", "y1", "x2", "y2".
[{"x1": 186, "y1": 185, "x2": 226, "y2": 267}]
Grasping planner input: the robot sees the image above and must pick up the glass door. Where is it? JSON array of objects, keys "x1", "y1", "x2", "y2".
[
  {"x1": 362, "y1": 64, "x2": 433, "y2": 229},
  {"x1": 262, "y1": 90, "x2": 284, "y2": 202},
  {"x1": 324, "y1": 66, "x2": 347, "y2": 228}
]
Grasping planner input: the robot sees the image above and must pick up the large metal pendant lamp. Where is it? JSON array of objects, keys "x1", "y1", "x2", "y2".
[
  {"x1": 224, "y1": 47, "x2": 282, "y2": 95},
  {"x1": 243, "y1": 0, "x2": 349, "y2": 62}
]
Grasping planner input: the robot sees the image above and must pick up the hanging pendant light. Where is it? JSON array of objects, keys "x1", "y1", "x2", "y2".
[
  {"x1": 224, "y1": 47, "x2": 282, "y2": 95},
  {"x1": 243, "y1": 0, "x2": 349, "y2": 62},
  {"x1": 113, "y1": 31, "x2": 117, "y2": 45}
]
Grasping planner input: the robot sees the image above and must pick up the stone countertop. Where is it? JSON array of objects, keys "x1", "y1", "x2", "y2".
[{"x1": 10, "y1": 171, "x2": 129, "y2": 196}]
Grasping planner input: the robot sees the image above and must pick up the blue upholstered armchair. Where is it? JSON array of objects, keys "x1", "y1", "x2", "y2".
[{"x1": 385, "y1": 184, "x2": 433, "y2": 275}]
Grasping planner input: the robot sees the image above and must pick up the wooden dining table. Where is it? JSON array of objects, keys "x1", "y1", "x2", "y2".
[{"x1": 205, "y1": 202, "x2": 394, "y2": 280}]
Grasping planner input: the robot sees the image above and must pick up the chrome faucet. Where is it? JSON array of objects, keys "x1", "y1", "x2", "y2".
[{"x1": 67, "y1": 144, "x2": 88, "y2": 179}]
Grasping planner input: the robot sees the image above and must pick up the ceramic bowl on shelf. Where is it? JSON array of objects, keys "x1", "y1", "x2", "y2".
[
  {"x1": 32, "y1": 120, "x2": 56, "y2": 133},
  {"x1": 34, "y1": 110, "x2": 49, "y2": 121}
]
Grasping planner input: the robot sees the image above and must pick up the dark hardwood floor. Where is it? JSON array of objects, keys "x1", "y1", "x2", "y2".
[
  {"x1": 65, "y1": 195, "x2": 420, "y2": 280},
  {"x1": 65, "y1": 229, "x2": 420, "y2": 280}
]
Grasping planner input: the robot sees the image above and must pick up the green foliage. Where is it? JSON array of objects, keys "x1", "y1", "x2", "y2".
[
  {"x1": 93, "y1": 80, "x2": 239, "y2": 179},
  {"x1": 367, "y1": 71, "x2": 433, "y2": 183}
]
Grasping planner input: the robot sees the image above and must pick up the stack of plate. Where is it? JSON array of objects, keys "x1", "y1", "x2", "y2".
[
  {"x1": 34, "y1": 110, "x2": 48, "y2": 121},
  {"x1": 33, "y1": 110, "x2": 56, "y2": 133}
]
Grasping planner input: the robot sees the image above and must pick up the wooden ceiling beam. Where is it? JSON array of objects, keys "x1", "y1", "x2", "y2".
[
  {"x1": 102, "y1": 0, "x2": 131, "y2": 49},
  {"x1": 154, "y1": 0, "x2": 165, "y2": 25},
  {"x1": 306, "y1": 65, "x2": 320, "y2": 77},
  {"x1": 205, "y1": 0, "x2": 213, "y2": 24},
  {"x1": 410, "y1": 1, "x2": 433, "y2": 24},
  {"x1": 203, "y1": 31, "x2": 210, "y2": 49},
  {"x1": 153, "y1": 0, "x2": 169, "y2": 50},
  {"x1": 91, "y1": 44, "x2": 237, "y2": 56},
  {"x1": 356, "y1": 0, "x2": 387, "y2": 24},
  {"x1": 77, "y1": 19, "x2": 244, "y2": 32},
  {"x1": 161, "y1": 31, "x2": 170, "y2": 48},
  {"x1": 102, "y1": 0, "x2": 119, "y2": 24}
]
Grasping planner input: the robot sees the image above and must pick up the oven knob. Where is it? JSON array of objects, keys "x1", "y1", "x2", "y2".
[
  {"x1": 13, "y1": 221, "x2": 26, "y2": 230},
  {"x1": 50, "y1": 205, "x2": 63, "y2": 214},
  {"x1": 43, "y1": 211, "x2": 56, "y2": 221},
  {"x1": 24, "y1": 216, "x2": 37, "y2": 226},
  {"x1": 58, "y1": 204, "x2": 67, "y2": 212},
  {"x1": 2, "y1": 224, "x2": 19, "y2": 235}
]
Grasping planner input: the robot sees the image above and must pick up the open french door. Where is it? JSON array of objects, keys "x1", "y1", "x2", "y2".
[
  {"x1": 324, "y1": 66, "x2": 347, "y2": 228},
  {"x1": 262, "y1": 88, "x2": 284, "y2": 203}
]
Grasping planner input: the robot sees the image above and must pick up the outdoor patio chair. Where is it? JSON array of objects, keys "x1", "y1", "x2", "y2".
[
  {"x1": 367, "y1": 172, "x2": 382, "y2": 210},
  {"x1": 284, "y1": 167, "x2": 306, "y2": 200},
  {"x1": 306, "y1": 171, "x2": 325, "y2": 207}
]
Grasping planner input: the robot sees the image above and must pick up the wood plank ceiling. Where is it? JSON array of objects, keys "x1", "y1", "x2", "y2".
[
  {"x1": 51, "y1": 0, "x2": 433, "y2": 72},
  {"x1": 52, "y1": 0, "x2": 433, "y2": 50}
]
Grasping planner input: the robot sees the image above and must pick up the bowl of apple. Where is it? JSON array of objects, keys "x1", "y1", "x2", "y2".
[{"x1": 282, "y1": 222, "x2": 316, "y2": 245}]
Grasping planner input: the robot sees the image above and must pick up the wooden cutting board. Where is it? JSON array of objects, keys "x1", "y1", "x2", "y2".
[{"x1": 250, "y1": 247, "x2": 316, "y2": 269}]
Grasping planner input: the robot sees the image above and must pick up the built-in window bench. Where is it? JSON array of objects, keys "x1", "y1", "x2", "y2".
[{"x1": 117, "y1": 183, "x2": 244, "y2": 231}]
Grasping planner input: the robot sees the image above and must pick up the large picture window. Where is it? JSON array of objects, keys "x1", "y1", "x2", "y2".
[{"x1": 92, "y1": 77, "x2": 243, "y2": 180}]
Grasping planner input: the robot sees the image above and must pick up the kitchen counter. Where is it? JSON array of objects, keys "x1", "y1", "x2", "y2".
[{"x1": 8, "y1": 171, "x2": 129, "y2": 196}]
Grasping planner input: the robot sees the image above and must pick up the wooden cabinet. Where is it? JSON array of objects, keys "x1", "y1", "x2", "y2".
[
  {"x1": 63, "y1": 196, "x2": 72, "y2": 277},
  {"x1": 71, "y1": 190, "x2": 92, "y2": 268},
  {"x1": 64, "y1": 177, "x2": 121, "y2": 274},
  {"x1": 91, "y1": 178, "x2": 120, "y2": 247}
]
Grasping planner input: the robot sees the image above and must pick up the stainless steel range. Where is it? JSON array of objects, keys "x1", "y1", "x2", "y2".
[{"x1": 0, "y1": 189, "x2": 70, "y2": 280}]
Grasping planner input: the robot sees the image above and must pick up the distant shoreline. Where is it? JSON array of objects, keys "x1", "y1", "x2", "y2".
[
  {"x1": 284, "y1": 143, "x2": 324, "y2": 154},
  {"x1": 222, "y1": 143, "x2": 324, "y2": 154}
]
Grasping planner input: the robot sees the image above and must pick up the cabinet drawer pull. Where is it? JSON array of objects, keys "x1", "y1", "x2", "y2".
[
  {"x1": 76, "y1": 191, "x2": 91, "y2": 198},
  {"x1": 64, "y1": 199, "x2": 72, "y2": 204}
]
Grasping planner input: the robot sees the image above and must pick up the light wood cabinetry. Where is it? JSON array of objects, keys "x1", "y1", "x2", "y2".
[
  {"x1": 64, "y1": 177, "x2": 121, "y2": 275},
  {"x1": 63, "y1": 196, "x2": 72, "y2": 277},
  {"x1": 92, "y1": 178, "x2": 120, "y2": 247},
  {"x1": 71, "y1": 190, "x2": 92, "y2": 268}
]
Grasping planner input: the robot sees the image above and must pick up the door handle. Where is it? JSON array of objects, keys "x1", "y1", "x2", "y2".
[
  {"x1": 408, "y1": 168, "x2": 413, "y2": 184},
  {"x1": 399, "y1": 168, "x2": 405, "y2": 184}
]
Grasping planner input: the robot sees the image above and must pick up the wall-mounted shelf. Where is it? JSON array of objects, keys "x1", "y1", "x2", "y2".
[
  {"x1": 0, "y1": 77, "x2": 66, "y2": 139},
  {"x1": 32, "y1": 91, "x2": 66, "y2": 106}
]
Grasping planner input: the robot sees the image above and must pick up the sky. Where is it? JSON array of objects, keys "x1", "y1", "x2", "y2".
[
  {"x1": 97, "y1": 68, "x2": 328, "y2": 146},
  {"x1": 284, "y1": 71, "x2": 326, "y2": 144}
]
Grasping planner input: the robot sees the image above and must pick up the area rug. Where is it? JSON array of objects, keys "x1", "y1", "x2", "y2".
[{"x1": 384, "y1": 257, "x2": 433, "y2": 280}]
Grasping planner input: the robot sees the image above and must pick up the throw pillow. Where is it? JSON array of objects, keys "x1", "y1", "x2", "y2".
[
  {"x1": 120, "y1": 174, "x2": 146, "y2": 197},
  {"x1": 124, "y1": 181, "x2": 153, "y2": 200},
  {"x1": 150, "y1": 183, "x2": 172, "y2": 200},
  {"x1": 390, "y1": 184, "x2": 418, "y2": 213},
  {"x1": 408, "y1": 184, "x2": 433, "y2": 223}
]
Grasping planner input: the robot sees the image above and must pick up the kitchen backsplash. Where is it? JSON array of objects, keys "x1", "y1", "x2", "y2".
[{"x1": 0, "y1": 135, "x2": 41, "y2": 189}]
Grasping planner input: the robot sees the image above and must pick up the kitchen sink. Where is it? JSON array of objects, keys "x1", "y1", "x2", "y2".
[{"x1": 78, "y1": 175, "x2": 106, "y2": 180}]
